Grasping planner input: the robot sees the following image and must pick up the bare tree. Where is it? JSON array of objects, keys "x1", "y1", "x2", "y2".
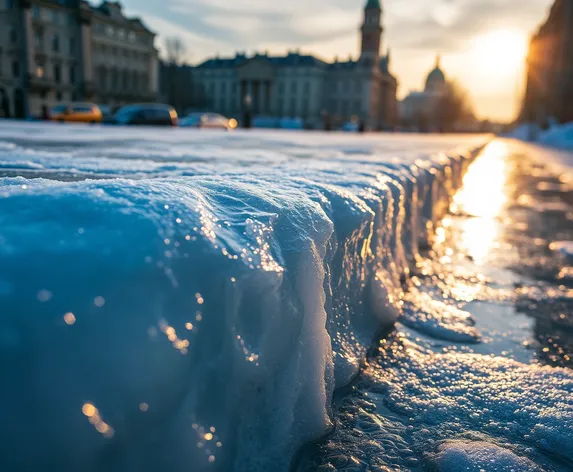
[
  {"x1": 164, "y1": 36, "x2": 186, "y2": 65},
  {"x1": 436, "y1": 80, "x2": 475, "y2": 132}
]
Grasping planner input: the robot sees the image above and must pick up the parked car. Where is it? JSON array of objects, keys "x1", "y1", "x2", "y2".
[
  {"x1": 50, "y1": 103, "x2": 102, "y2": 123},
  {"x1": 113, "y1": 104, "x2": 178, "y2": 126},
  {"x1": 98, "y1": 105, "x2": 115, "y2": 124},
  {"x1": 179, "y1": 113, "x2": 237, "y2": 130}
]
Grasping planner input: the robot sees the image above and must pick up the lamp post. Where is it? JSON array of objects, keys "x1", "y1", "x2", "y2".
[{"x1": 243, "y1": 94, "x2": 252, "y2": 129}]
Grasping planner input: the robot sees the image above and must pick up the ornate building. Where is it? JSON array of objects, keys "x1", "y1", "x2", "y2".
[
  {"x1": 521, "y1": 0, "x2": 573, "y2": 124},
  {"x1": 0, "y1": 0, "x2": 158, "y2": 118},
  {"x1": 191, "y1": 0, "x2": 398, "y2": 129},
  {"x1": 399, "y1": 56, "x2": 447, "y2": 130}
]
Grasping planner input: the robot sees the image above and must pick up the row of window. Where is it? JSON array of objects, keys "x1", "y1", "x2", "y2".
[
  {"x1": 93, "y1": 44, "x2": 150, "y2": 62},
  {"x1": 34, "y1": 62, "x2": 76, "y2": 84},
  {"x1": 201, "y1": 80, "x2": 363, "y2": 97},
  {"x1": 32, "y1": 5, "x2": 76, "y2": 27},
  {"x1": 34, "y1": 30, "x2": 76, "y2": 55},
  {"x1": 96, "y1": 68, "x2": 149, "y2": 93},
  {"x1": 93, "y1": 22, "x2": 146, "y2": 44},
  {"x1": 204, "y1": 81, "x2": 315, "y2": 96}
]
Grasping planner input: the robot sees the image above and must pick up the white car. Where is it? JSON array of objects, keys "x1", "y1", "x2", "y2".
[{"x1": 179, "y1": 113, "x2": 236, "y2": 130}]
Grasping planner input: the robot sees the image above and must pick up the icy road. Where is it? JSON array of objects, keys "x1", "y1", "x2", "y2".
[{"x1": 0, "y1": 121, "x2": 572, "y2": 472}]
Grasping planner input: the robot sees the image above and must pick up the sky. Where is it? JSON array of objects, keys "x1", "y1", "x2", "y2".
[{"x1": 116, "y1": 0, "x2": 554, "y2": 122}]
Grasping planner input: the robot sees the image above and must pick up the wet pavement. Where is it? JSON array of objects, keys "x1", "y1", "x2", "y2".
[{"x1": 295, "y1": 140, "x2": 573, "y2": 472}]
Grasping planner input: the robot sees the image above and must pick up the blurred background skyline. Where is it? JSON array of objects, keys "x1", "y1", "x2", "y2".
[{"x1": 117, "y1": 0, "x2": 554, "y2": 122}]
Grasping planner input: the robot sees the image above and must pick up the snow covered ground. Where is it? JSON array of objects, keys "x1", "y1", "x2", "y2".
[{"x1": 0, "y1": 121, "x2": 492, "y2": 471}]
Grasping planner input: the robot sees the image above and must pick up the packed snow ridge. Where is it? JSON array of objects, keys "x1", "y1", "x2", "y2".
[{"x1": 0, "y1": 122, "x2": 489, "y2": 471}]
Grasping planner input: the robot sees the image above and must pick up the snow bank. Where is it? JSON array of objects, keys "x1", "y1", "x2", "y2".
[
  {"x1": 0, "y1": 122, "x2": 489, "y2": 471},
  {"x1": 510, "y1": 122, "x2": 573, "y2": 152}
]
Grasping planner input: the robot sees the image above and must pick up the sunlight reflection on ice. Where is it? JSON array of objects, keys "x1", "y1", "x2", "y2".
[{"x1": 452, "y1": 141, "x2": 509, "y2": 264}]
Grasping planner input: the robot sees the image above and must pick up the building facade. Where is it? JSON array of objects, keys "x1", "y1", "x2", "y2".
[
  {"x1": 400, "y1": 56, "x2": 447, "y2": 130},
  {"x1": 521, "y1": 0, "x2": 573, "y2": 124},
  {"x1": 191, "y1": 0, "x2": 398, "y2": 130},
  {"x1": 0, "y1": 0, "x2": 158, "y2": 118}
]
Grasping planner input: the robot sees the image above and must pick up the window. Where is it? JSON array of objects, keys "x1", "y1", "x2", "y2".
[
  {"x1": 278, "y1": 82, "x2": 284, "y2": 95},
  {"x1": 304, "y1": 82, "x2": 310, "y2": 95},
  {"x1": 68, "y1": 12, "x2": 76, "y2": 26},
  {"x1": 355, "y1": 81, "x2": 361, "y2": 93},
  {"x1": 291, "y1": 81, "x2": 297, "y2": 93},
  {"x1": 290, "y1": 98, "x2": 296, "y2": 116},
  {"x1": 53, "y1": 64, "x2": 61, "y2": 83},
  {"x1": 128, "y1": 31, "x2": 136, "y2": 42},
  {"x1": 52, "y1": 34, "x2": 59, "y2": 52},
  {"x1": 32, "y1": 5, "x2": 40, "y2": 18},
  {"x1": 34, "y1": 30, "x2": 42, "y2": 48},
  {"x1": 220, "y1": 82, "x2": 227, "y2": 95},
  {"x1": 5, "y1": 0, "x2": 13, "y2": 9},
  {"x1": 117, "y1": 29, "x2": 125, "y2": 40},
  {"x1": 12, "y1": 61, "x2": 19, "y2": 78},
  {"x1": 122, "y1": 70, "x2": 128, "y2": 89},
  {"x1": 56, "y1": 91, "x2": 62, "y2": 101},
  {"x1": 106, "y1": 25, "x2": 114, "y2": 37},
  {"x1": 69, "y1": 38, "x2": 74, "y2": 55},
  {"x1": 69, "y1": 65, "x2": 75, "y2": 84},
  {"x1": 50, "y1": 10, "x2": 58, "y2": 23},
  {"x1": 9, "y1": 28, "x2": 17, "y2": 43},
  {"x1": 35, "y1": 65, "x2": 44, "y2": 78},
  {"x1": 73, "y1": 105, "x2": 93, "y2": 113}
]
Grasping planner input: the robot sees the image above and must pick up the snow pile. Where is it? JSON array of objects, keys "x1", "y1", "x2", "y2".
[
  {"x1": 431, "y1": 440, "x2": 542, "y2": 472},
  {"x1": 0, "y1": 122, "x2": 489, "y2": 471},
  {"x1": 538, "y1": 122, "x2": 573, "y2": 151},
  {"x1": 510, "y1": 122, "x2": 573, "y2": 152}
]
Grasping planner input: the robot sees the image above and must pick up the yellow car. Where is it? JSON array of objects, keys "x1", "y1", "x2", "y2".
[{"x1": 50, "y1": 103, "x2": 102, "y2": 124}]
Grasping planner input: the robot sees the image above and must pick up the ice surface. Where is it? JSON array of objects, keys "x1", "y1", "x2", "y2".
[{"x1": 0, "y1": 121, "x2": 489, "y2": 471}]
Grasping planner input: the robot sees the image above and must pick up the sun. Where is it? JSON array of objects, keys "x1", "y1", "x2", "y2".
[{"x1": 471, "y1": 29, "x2": 528, "y2": 76}]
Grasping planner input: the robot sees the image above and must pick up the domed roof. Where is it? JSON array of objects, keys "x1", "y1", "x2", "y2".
[
  {"x1": 425, "y1": 55, "x2": 446, "y2": 91},
  {"x1": 365, "y1": 0, "x2": 381, "y2": 9}
]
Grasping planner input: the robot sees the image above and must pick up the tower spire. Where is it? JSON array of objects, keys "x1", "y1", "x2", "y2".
[{"x1": 360, "y1": 0, "x2": 383, "y2": 60}]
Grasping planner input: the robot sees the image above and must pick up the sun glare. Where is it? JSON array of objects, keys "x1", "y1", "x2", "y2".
[{"x1": 471, "y1": 30, "x2": 528, "y2": 76}]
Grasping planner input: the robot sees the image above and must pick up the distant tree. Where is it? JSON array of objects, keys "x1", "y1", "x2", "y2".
[
  {"x1": 164, "y1": 36, "x2": 186, "y2": 65},
  {"x1": 436, "y1": 80, "x2": 475, "y2": 132}
]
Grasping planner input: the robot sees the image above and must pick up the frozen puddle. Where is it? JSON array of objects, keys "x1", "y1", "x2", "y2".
[{"x1": 296, "y1": 140, "x2": 573, "y2": 471}]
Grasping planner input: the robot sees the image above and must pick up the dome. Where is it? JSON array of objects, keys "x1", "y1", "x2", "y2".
[
  {"x1": 425, "y1": 55, "x2": 446, "y2": 92},
  {"x1": 365, "y1": 0, "x2": 381, "y2": 9}
]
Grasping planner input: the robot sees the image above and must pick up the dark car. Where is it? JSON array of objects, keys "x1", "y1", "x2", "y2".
[
  {"x1": 98, "y1": 105, "x2": 115, "y2": 124},
  {"x1": 113, "y1": 104, "x2": 178, "y2": 126}
]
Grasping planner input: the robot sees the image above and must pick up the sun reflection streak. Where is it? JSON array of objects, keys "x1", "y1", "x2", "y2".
[{"x1": 451, "y1": 141, "x2": 509, "y2": 264}]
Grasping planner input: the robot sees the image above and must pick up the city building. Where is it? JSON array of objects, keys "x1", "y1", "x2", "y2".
[
  {"x1": 0, "y1": 0, "x2": 158, "y2": 118},
  {"x1": 87, "y1": 1, "x2": 158, "y2": 108},
  {"x1": 399, "y1": 56, "x2": 448, "y2": 130},
  {"x1": 521, "y1": 0, "x2": 573, "y2": 124},
  {"x1": 191, "y1": 0, "x2": 398, "y2": 130}
]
